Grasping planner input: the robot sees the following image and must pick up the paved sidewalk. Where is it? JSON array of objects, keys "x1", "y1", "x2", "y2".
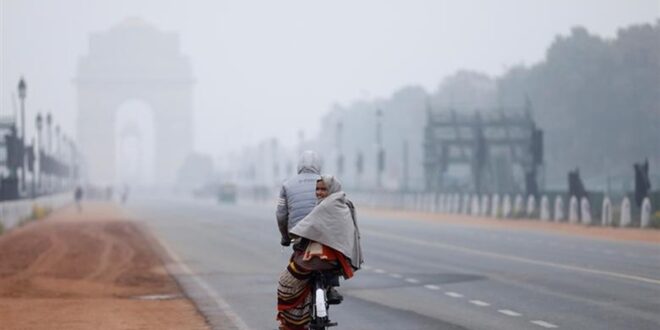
[{"x1": 363, "y1": 208, "x2": 660, "y2": 244}]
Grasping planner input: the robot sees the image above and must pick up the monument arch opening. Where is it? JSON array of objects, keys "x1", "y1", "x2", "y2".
[{"x1": 114, "y1": 99, "x2": 155, "y2": 186}]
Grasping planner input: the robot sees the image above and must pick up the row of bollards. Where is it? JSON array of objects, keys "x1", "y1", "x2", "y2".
[{"x1": 355, "y1": 192, "x2": 655, "y2": 228}]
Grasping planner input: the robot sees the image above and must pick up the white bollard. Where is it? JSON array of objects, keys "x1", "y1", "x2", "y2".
[
  {"x1": 448, "y1": 194, "x2": 455, "y2": 213},
  {"x1": 429, "y1": 193, "x2": 436, "y2": 213},
  {"x1": 641, "y1": 197, "x2": 652, "y2": 228},
  {"x1": 526, "y1": 195, "x2": 536, "y2": 218},
  {"x1": 554, "y1": 196, "x2": 564, "y2": 222},
  {"x1": 540, "y1": 195, "x2": 550, "y2": 221},
  {"x1": 514, "y1": 195, "x2": 524, "y2": 218},
  {"x1": 471, "y1": 195, "x2": 481, "y2": 216},
  {"x1": 438, "y1": 194, "x2": 446, "y2": 212},
  {"x1": 620, "y1": 197, "x2": 631, "y2": 227},
  {"x1": 502, "y1": 195, "x2": 512, "y2": 218},
  {"x1": 481, "y1": 195, "x2": 490, "y2": 217},
  {"x1": 569, "y1": 196, "x2": 579, "y2": 224},
  {"x1": 456, "y1": 194, "x2": 462, "y2": 214},
  {"x1": 601, "y1": 197, "x2": 612, "y2": 226},
  {"x1": 491, "y1": 194, "x2": 500, "y2": 218},
  {"x1": 461, "y1": 194, "x2": 470, "y2": 214},
  {"x1": 580, "y1": 197, "x2": 592, "y2": 225},
  {"x1": 453, "y1": 194, "x2": 461, "y2": 213}
]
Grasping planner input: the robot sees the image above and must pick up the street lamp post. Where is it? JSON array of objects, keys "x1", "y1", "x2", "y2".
[
  {"x1": 336, "y1": 121, "x2": 343, "y2": 176},
  {"x1": 55, "y1": 125, "x2": 61, "y2": 190},
  {"x1": 46, "y1": 113, "x2": 52, "y2": 154},
  {"x1": 36, "y1": 113, "x2": 43, "y2": 190},
  {"x1": 30, "y1": 138, "x2": 36, "y2": 198},
  {"x1": 17, "y1": 78, "x2": 27, "y2": 193},
  {"x1": 376, "y1": 108, "x2": 384, "y2": 188},
  {"x1": 46, "y1": 113, "x2": 52, "y2": 192}
]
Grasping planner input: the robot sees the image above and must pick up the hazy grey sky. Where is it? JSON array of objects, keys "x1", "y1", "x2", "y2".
[{"x1": 1, "y1": 0, "x2": 658, "y2": 156}]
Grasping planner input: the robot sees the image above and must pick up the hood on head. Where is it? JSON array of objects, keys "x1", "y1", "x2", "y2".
[
  {"x1": 297, "y1": 150, "x2": 322, "y2": 174},
  {"x1": 321, "y1": 174, "x2": 342, "y2": 195}
]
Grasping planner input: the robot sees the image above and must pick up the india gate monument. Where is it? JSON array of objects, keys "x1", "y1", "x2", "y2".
[{"x1": 75, "y1": 18, "x2": 194, "y2": 186}]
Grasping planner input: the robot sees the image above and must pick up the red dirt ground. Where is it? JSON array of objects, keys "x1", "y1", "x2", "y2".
[{"x1": 0, "y1": 202, "x2": 209, "y2": 330}]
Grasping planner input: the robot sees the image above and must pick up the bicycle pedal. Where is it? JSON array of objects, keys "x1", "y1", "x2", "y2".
[{"x1": 327, "y1": 296, "x2": 343, "y2": 305}]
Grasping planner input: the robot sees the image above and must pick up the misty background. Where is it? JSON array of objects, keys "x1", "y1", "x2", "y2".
[{"x1": 1, "y1": 0, "x2": 658, "y2": 193}]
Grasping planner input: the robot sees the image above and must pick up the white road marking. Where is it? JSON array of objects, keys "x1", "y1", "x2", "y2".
[
  {"x1": 367, "y1": 230, "x2": 660, "y2": 285},
  {"x1": 531, "y1": 320, "x2": 558, "y2": 328},
  {"x1": 498, "y1": 309, "x2": 522, "y2": 317},
  {"x1": 445, "y1": 292, "x2": 463, "y2": 298},
  {"x1": 389, "y1": 273, "x2": 403, "y2": 278},
  {"x1": 362, "y1": 265, "x2": 372, "y2": 270},
  {"x1": 374, "y1": 268, "x2": 386, "y2": 274},
  {"x1": 424, "y1": 284, "x2": 440, "y2": 290},
  {"x1": 405, "y1": 278, "x2": 420, "y2": 283},
  {"x1": 149, "y1": 228, "x2": 251, "y2": 330},
  {"x1": 469, "y1": 300, "x2": 490, "y2": 306}
]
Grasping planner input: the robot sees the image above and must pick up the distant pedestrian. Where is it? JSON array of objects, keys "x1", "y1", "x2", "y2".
[
  {"x1": 74, "y1": 186, "x2": 83, "y2": 212},
  {"x1": 121, "y1": 185, "x2": 130, "y2": 204}
]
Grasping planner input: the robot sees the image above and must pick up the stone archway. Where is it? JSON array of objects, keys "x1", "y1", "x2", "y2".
[{"x1": 75, "y1": 18, "x2": 194, "y2": 185}]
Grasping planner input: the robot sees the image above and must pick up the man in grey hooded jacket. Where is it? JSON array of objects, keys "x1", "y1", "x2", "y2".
[{"x1": 276, "y1": 150, "x2": 322, "y2": 247}]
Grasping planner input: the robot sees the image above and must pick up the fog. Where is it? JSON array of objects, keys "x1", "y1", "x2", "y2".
[{"x1": 1, "y1": 0, "x2": 658, "y2": 191}]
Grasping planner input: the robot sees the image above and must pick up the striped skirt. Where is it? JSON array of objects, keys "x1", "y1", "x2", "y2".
[{"x1": 277, "y1": 260, "x2": 312, "y2": 330}]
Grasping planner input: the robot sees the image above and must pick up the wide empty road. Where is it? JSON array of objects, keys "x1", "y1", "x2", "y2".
[{"x1": 127, "y1": 196, "x2": 660, "y2": 330}]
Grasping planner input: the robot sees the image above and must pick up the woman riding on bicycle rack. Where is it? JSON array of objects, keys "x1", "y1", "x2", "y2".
[{"x1": 277, "y1": 175, "x2": 363, "y2": 330}]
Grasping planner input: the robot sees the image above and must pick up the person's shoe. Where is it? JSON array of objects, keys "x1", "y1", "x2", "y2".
[{"x1": 326, "y1": 287, "x2": 343, "y2": 304}]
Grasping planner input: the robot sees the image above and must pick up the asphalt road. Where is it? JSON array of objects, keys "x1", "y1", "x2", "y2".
[{"x1": 127, "y1": 196, "x2": 660, "y2": 330}]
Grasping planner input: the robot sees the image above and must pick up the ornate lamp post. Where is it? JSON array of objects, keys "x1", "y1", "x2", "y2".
[
  {"x1": 54, "y1": 125, "x2": 61, "y2": 190},
  {"x1": 376, "y1": 108, "x2": 384, "y2": 188},
  {"x1": 336, "y1": 121, "x2": 343, "y2": 175},
  {"x1": 17, "y1": 78, "x2": 27, "y2": 192},
  {"x1": 36, "y1": 113, "x2": 43, "y2": 189},
  {"x1": 46, "y1": 113, "x2": 52, "y2": 191},
  {"x1": 46, "y1": 113, "x2": 52, "y2": 154},
  {"x1": 55, "y1": 125, "x2": 60, "y2": 158}
]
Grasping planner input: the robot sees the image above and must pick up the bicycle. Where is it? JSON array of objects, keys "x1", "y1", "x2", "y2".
[{"x1": 309, "y1": 269, "x2": 342, "y2": 329}]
